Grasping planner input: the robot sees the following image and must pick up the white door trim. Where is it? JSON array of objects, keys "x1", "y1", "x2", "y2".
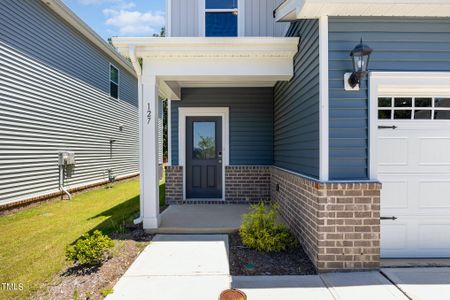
[
  {"x1": 178, "y1": 107, "x2": 230, "y2": 201},
  {"x1": 369, "y1": 72, "x2": 450, "y2": 180}
]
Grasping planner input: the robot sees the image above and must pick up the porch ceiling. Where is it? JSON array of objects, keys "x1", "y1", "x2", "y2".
[{"x1": 112, "y1": 37, "x2": 299, "y2": 100}]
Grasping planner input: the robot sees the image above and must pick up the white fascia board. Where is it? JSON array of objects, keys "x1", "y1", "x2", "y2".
[
  {"x1": 41, "y1": 0, "x2": 137, "y2": 77},
  {"x1": 274, "y1": 0, "x2": 301, "y2": 22},
  {"x1": 275, "y1": 0, "x2": 450, "y2": 20},
  {"x1": 111, "y1": 37, "x2": 299, "y2": 58}
]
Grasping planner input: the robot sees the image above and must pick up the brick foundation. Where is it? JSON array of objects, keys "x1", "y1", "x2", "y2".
[
  {"x1": 165, "y1": 164, "x2": 381, "y2": 272},
  {"x1": 225, "y1": 166, "x2": 271, "y2": 203},
  {"x1": 165, "y1": 165, "x2": 271, "y2": 203},
  {"x1": 271, "y1": 167, "x2": 381, "y2": 272},
  {"x1": 165, "y1": 166, "x2": 183, "y2": 204}
]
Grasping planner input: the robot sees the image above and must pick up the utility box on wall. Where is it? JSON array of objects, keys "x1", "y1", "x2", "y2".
[
  {"x1": 58, "y1": 151, "x2": 76, "y2": 178},
  {"x1": 58, "y1": 151, "x2": 75, "y2": 166}
]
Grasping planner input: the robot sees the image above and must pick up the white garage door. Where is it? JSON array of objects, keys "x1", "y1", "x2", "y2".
[{"x1": 377, "y1": 96, "x2": 450, "y2": 258}]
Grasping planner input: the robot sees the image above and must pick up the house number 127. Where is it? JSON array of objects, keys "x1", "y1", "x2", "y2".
[{"x1": 147, "y1": 103, "x2": 152, "y2": 124}]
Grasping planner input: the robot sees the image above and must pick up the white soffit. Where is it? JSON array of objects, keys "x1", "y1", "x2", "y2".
[{"x1": 275, "y1": 0, "x2": 450, "y2": 21}]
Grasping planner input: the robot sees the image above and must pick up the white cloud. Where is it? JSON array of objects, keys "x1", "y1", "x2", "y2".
[
  {"x1": 77, "y1": 0, "x2": 120, "y2": 5},
  {"x1": 103, "y1": 8, "x2": 164, "y2": 35}
]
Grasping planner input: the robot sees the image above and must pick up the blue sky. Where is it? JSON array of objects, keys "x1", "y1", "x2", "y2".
[{"x1": 63, "y1": 0, "x2": 165, "y2": 40}]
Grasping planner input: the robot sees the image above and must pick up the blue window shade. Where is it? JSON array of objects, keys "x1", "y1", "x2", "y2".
[
  {"x1": 206, "y1": 12, "x2": 237, "y2": 37},
  {"x1": 206, "y1": 0, "x2": 237, "y2": 9}
]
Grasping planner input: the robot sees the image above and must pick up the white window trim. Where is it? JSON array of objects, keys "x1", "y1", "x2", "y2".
[
  {"x1": 369, "y1": 72, "x2": 450, "y2": 181},
  {"x1": 319, "y1": 15, "x2": 329, "y2": 181},
  {"x1": 199, "y1": 0, "x2": 245, "y2": 37},
  {"x1": 178, "y1": 107, "x2": 229, "y2": 201},
  {"x1": 109, "y1": 63, "x2": 119, "y2": 99}
]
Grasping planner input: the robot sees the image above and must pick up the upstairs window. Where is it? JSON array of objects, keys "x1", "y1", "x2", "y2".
[
  {"x1": 110, "y1": 64, "x2": 119, "y2": 99},
  {"x1": 205, "y1": 0, "x2": 238, "y2": 37}
]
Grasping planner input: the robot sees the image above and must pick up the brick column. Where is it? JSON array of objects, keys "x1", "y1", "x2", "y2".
[{"x1": 165, "y1": 166, "x2": 183, "y2": 204}]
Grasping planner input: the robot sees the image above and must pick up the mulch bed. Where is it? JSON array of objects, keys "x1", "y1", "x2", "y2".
[
  {"x1": 35, "y1": 227, "x2": 153, "y2": 300},
  {"x1": 229, "y1": 232, "x2": 316, "y2": 276}
]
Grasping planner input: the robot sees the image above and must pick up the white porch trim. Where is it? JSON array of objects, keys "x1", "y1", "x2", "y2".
[
  {"x1": 167, "y1": 98, "x2": 172, "y2": 166},
  {"x1": 368, "y1": 72, "x2": 450, "y2": 180},
  {"x1": 178, "y1": 107, "x2": 230, "y2": 201},
  {"x1": 111, "y1": 36, "x2": 299, "y2": 229},
  {"x1": 319, "y1": 16, "x2": 329, "y2": 182},
  {"x1": 140, "y1": 75, "x2": 161, "y2": 229},
  {"x1": 112, "y1": 37, "x2": 299, "y2": 97}
]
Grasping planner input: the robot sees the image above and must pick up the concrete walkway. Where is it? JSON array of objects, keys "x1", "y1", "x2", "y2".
[
  {"x1": 108, "y1": 235, "x2": 231, "y2": 300},
  {"x1": 150, "y1": 204, "x2": 249, "y2": 234},
  {"x1": 109, "y1": 234, "x2": 450, "y2": 299},
  {"x1": 382, "y1": 268, "x2": 450, "y2": 300}
]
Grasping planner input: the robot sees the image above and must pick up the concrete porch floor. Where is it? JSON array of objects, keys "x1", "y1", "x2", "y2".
[{"x1": 147, "y1": 204, "x2": 250, "y2": 234}]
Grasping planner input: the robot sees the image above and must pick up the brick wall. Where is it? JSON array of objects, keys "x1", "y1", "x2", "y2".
[
  {"x1": 271, "y1": 167, "x2": 381, "y2": 272},
  {"x1": 225, "y1": 166, "x2": 271, "y2": 203},
  {"x1": 165, "y1": 166, "x2": 183, "y2": 204}
]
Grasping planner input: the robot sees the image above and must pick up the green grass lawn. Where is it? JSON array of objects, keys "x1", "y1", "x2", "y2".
[{"x1": 0, "y1": 177, "x2": 165, "y2": 299}]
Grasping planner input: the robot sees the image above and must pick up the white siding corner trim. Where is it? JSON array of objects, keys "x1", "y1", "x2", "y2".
[
  {"x1": 319, "y1": 15, "x2": 329, "y2": 181},
  {"x1": 178, "y1": 107, "x2": 229, "y2": 201}
]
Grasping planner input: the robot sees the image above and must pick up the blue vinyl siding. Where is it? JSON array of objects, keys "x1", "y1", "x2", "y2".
[
  {"x1": 273, "y1": 20, "x2": 320, "y2": 178},
  {"x1": 329, "y1": 17, "x2": 450, "y2": 180},
  {"x1": 171, "y1": 88, "x2": 274, "y2": 166}
]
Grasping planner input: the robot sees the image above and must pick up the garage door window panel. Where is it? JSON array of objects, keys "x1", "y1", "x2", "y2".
[{"x1": 378, "y1": 96, "x2": 450, "y2": 120}]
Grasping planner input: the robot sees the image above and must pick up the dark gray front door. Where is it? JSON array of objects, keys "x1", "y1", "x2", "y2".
[{"x1": 186, "y1": 117, "x2": 222, "y2": 199}]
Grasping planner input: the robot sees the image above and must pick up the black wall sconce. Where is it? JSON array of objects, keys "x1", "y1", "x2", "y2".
[{"x1": 345, "y1": 38, "x2": 373, "y2": 90}]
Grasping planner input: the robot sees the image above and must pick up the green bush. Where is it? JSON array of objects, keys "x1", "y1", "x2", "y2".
[
  {"x1": 65, "y1": 230, "x2": 114, "y2": 266},
  {"x1": 239, "y1": 202, "x2": 298, "y2": 252}
]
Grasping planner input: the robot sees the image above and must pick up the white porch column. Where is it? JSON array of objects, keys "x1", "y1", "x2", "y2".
[{"x1": 141, "y1": 75, "x2": 160, "y2": 229}]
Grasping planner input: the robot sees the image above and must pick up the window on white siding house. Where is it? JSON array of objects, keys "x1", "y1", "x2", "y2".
[
  {"x1": 205, "y1": 0, "x2": 238, "y2": 37},
  {"x1": 110, "y1": 65, "x2": 119, "y2": 99}
]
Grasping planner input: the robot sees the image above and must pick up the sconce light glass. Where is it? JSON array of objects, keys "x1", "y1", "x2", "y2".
[{"x1": 348, "y1": 38, "x2": 373, "y2": 88}]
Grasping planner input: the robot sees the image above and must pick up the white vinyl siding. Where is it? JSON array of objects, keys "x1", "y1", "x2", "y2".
[{"x1": 169, "y1": 0, "x2": 288, "y2": 37}]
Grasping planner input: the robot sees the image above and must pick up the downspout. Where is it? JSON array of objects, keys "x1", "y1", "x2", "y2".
[{"x1": 129, "y1": 45, "x2": 144, "y2": 225}]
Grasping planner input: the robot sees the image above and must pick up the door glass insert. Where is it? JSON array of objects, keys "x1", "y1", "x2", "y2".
[{"x1": 193, "y1": 122, "x2": 216, "y2": 159}]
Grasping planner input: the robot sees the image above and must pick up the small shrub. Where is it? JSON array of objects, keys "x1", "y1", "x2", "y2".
[
  {"x1": 239, "y1": 202, "x2": 298, "y2": 252},
  {"x1": 66, "y1": 230, "x2": 114, "y2": 266},
  {"x1": 100, "y1": 288, "x2": 114, "y2": 297}
]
